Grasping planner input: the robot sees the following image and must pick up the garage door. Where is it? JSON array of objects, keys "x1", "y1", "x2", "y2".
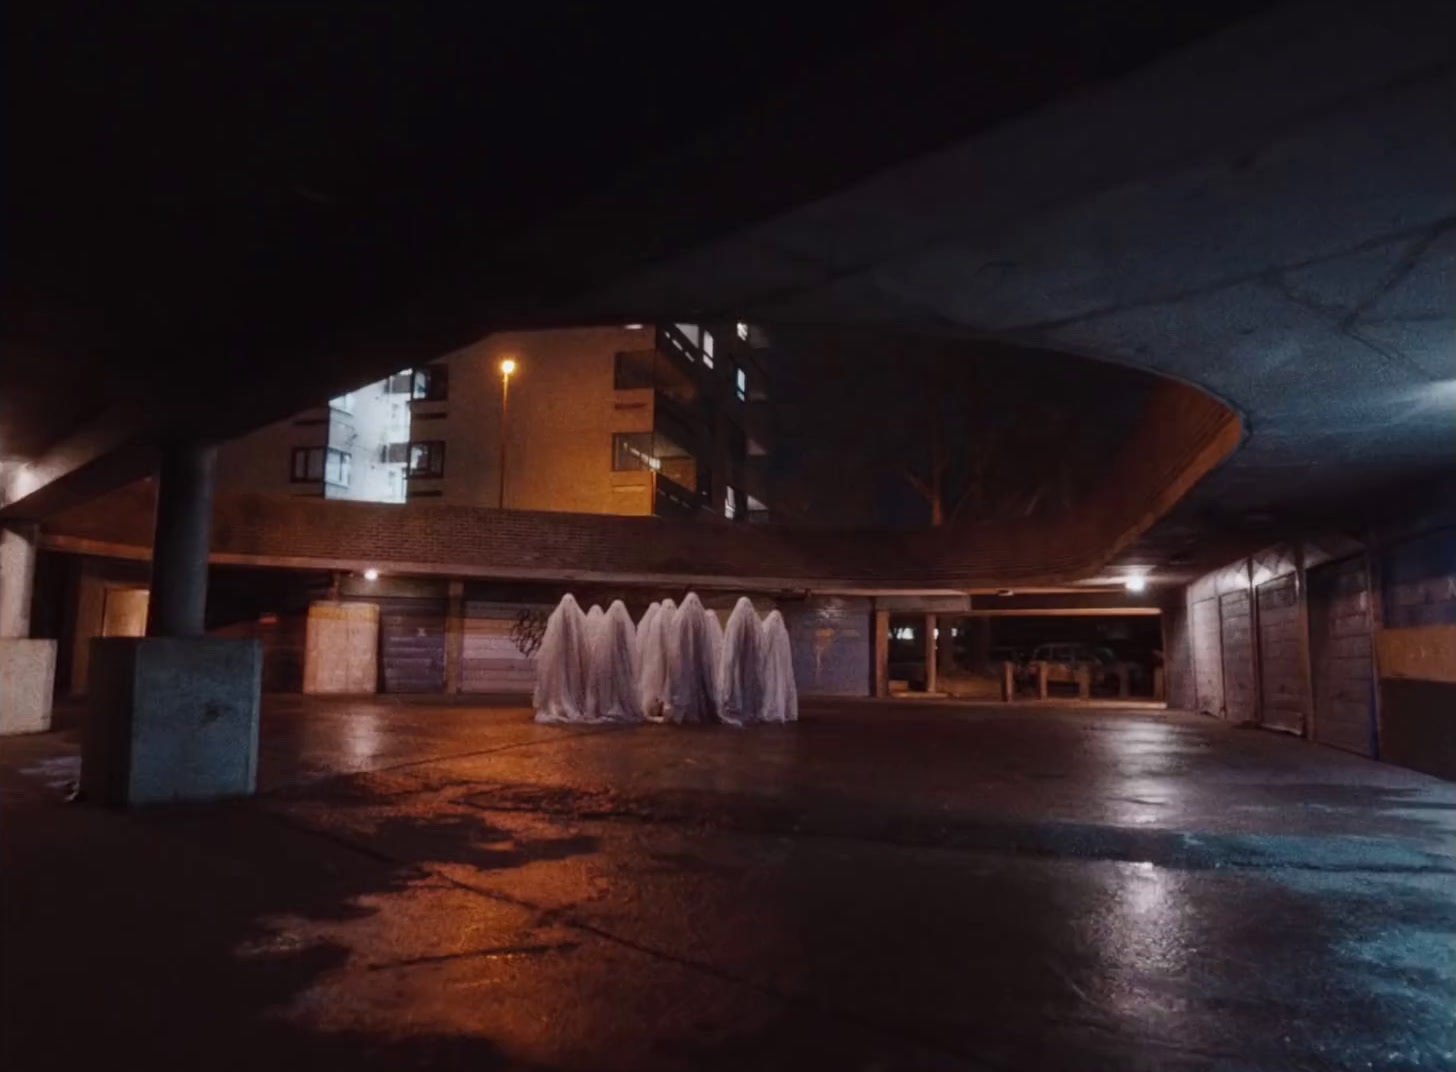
[
  {"x1": 1219, "y1": 588, "x2": 1257, "y2": 723},
  {"x1": 1256, "y1": 574, "x2": 1308, "y2": 735},
  {"x1": 378, "y1": 597, "x2": 447, "y2": 694},
  {"x1": 1308, "y1": 556, "x2": 1376, "y2": 755},
  {"x1": 460, "y1": 601, "x2": 548, "y2": 694},
  {"x1": 1190, "y1": 597, "x2": 1224, "y2": 717}
]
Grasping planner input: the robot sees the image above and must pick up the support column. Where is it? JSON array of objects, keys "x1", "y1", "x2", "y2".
[
  {"x1": 0, "y1": 523, "x2": 38, "y2": 638},
  {"x1": 873, "y1": 610, "x2": 890, "y2": 698},
  {"x1": 146, "y1": 442, "x2": 217, "y2": 637},
  {"x1": 938, "y1": 615, "x2": 957, "y2": 676},
  {"x1": 925, "y1": 614, "x2": 938, "y2": 695},
  {"x1": 0, "y1": 523, "x2": 57, "y2": 735},
  {"x1": 444, "y1": 579, "x2": 465, "y2": 694},
  {"x1": 84, "y1": 441, "x2": 262, "y2": 805}
]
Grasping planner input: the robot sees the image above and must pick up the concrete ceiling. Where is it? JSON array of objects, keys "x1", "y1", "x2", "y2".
[
  {"x1": 558, "y1": 0, "x2": 1456, "y2": 569},
  {"x1": 4, "y1": 1, "x2": 1452, "y2": 583}
]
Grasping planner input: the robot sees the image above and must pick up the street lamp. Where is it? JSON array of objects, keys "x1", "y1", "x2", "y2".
[{"x1": 498, "y1": 358, "x2": 517, "y2": 509}]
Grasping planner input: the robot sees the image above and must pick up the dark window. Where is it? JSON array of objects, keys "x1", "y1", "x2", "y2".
[
  {"x1": 407, "y1": 441, "x2": 446, "y2": 477},
  {"x1": 612, "y1": 433, "x2": 657, "y2": 472},
  {"x1": 411, "y1": 364, "x2": 449, "y2": 401},
  {"x1": 291, "y1": 446, "x2": 324, "y2": 482},
  {"x1": 292, "y1": 446, "x2": 350, "y2": 486},
  {"x1": 381, "y1": 442, "x2": 410, "y2": 464},
  {"x1": 385, "y1": 371, "x2": 413, "y2": 395}
]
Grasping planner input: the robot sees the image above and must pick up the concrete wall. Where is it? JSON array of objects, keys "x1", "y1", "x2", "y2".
[
  {"x1": 422, "y1": 326, "x2": 659, "y2": 514},
  {"x1": 783, "y1": 596, "x2": 872, "y2": 696},
  {"x1": 217, "y1": 413, "x2": 327, "y2": 497}
]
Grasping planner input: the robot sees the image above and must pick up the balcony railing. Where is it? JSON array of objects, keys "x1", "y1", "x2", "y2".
[{"x1": 653, "y1": 472, "x2": 699, "y2": 519}]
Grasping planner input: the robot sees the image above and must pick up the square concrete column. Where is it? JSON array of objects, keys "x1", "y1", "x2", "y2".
[
  {"x1": 1, "y1": 524, "x2": 57, "y2": 736},
  {"x1": 82, "y1": 443, "x2": 263, "y2": 804},
  {"x1": 83, "y1": 637, "x2": 261, "y2": 805},
  {"x1": 925, "y1": 614, "x2": 938, "y2": 695},
  {"x1": 873, "y1": 610, "x2": 890, "y2": 698}
]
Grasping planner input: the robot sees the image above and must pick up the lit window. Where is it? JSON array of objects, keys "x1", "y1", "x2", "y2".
[
  {"x1": 411, "y1": 365, "x2": 449, "y2": 401},
  {"x1": 407, "y1": 441, "x2": 446, "y2": 478},
  {"x1": 624, "y1": 323, "x2": 644, "y2": 330},
  {"x1": 612, "y1": 433, "x2": 660, "y2": 472},
  {"x1": 734, "y1": 365, "x2": 748, "y2": 401},
  {"x1": 675, "y1": 323, "x2": 701, "y2": 347},
  {"x1": 724, "y1": 485, "x2": 737, "y2": 520},
  {"x1": 701, "y1": 331, "x2": 715, "y2": 368},
  {"x1": 736, "y1": 321, "x2": 749, "y2": 341},
  {"x1": 893, "y1": 626, "x2": 916, "y2": 641},
  {"x1": 324, "y1": 447, "x2": 351, "y2": 488}
]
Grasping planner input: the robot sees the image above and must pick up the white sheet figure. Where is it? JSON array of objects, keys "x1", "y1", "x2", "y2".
[
  {"x1": 760, "y1": 609, "x2": 799, "y2": 723},
  {"x1": 638, "y1": 599, "x2": 674, "y2": 721},
  {"x1": 636, "y1": 602, "x2": 661, "y2": 667},
  {"x1": 664, "y1": 593, "x2": 718, "y2": 724},
  {"x1": 585, "y1": 604, "x2": 605, "y2": 651},
  {"x1": 719, "y1": 597, "x2": 766, "y2": 725},
  {"x1": 586, "y1": 600, "x2": 644, "y2": 722},
  {"x1": 705, "y1": 607, "x2": 724, "y2": 688},
  {"x1": 533, "y1": 594, "x2": 591, "y2": 723}
]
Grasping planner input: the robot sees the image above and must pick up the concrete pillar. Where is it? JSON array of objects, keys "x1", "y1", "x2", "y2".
[
  {"x1": 84, "y1": 441, "x2": 262, "y2": 805},
  {"x1": 0, "y1": 523, "x2": 57, "y2": 735},
  {"x1": 1037, "y1": 661, "x2": 1048, "y2": 699},
  {"x1": 1116, "y1": 663, "x2": 1130, "y2": 699},
  {"x1": 444, "y1": 579, "x2": 465, "y2": 694},
  {"x1": 1001, "y1": 660, "x2": 1015, "y2": 702},
  {"x1": 146, "y1": 442, "x2": 217, "y2": 638},
  {"x1": 873, "y1": 610, "x2": 890, "y2": 698},
  {"x1": 0, "y1": 524, "x2": 38, "y2": 638},
  {"x1": 925, "y1": 614, "x2": 938, "y2": 694},
  {"x1": 1076, "y1": 665, "x2": 1091, "y2": 700}
]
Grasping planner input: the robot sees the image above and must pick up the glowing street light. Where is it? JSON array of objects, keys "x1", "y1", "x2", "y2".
[
  {"x1": 1124, "y1": 574, "x2": 1148, "y2": 593},
  {"x1": 363, "y1": 568, "x2": 380, "y2": 582},
  {"x1": 498, "y1": 357, "x2": 517, "y2": 509}
]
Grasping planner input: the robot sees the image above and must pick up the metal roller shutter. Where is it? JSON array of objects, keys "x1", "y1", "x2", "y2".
[
  {"x1": 460, "y1": 601, "x2": 549, "y2": 694},
  {"x1": 1256, "y1": 574, "x2": 1308, "y2": 735},
  {"x1": 378, "y1": 597, "x2": 447, "y2": 694},
  {"x1": 1308, "y1": 557, "x2": 1376, "y2": 755},
  {"x1": 1219, "y1": 588, "x2": 1256, "y2": 723}
]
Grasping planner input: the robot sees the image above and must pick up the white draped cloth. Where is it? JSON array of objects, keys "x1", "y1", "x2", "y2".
[
  {"x1": 586, "y1": 600, "x2": 644, "y2": 722},
  {"x1": 664, "y1": 593, "x2": 718, "y2": 724},
  {"x1": 533, "y1": 594, "x2": 591, "y2": 723},
  {"x1": 760, "y1": 609, "x2": 799, "y2": 723},
  {"x1": 719, "y1": 597, "x2": 766, "y2": 725},
  {"x1": 637, "y1": 599, "x2": 673, "y2": 722}
]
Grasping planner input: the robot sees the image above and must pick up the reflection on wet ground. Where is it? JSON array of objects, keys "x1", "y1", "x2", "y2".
[{"x1": 3, "y1": 697, "x2": 1453, "y2": 1069}]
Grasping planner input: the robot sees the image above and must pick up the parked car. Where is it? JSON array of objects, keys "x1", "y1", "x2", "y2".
[{"x1": 1024, "y1": 643, "x2": 1121, "y2": 691}]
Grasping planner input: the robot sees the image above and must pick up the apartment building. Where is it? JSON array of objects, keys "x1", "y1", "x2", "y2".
[{"x1": 220, "y1": 323, "x2": 775, "y2": 521}]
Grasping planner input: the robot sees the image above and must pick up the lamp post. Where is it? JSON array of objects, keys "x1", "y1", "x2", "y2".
[{"x1": 498, "y1": 358, "x2": 516, "y2": 509}]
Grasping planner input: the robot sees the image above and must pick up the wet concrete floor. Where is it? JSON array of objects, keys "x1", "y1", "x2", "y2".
[{"x1": 2, "y1": 697, "x2": 1453, "y2": 1070}]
